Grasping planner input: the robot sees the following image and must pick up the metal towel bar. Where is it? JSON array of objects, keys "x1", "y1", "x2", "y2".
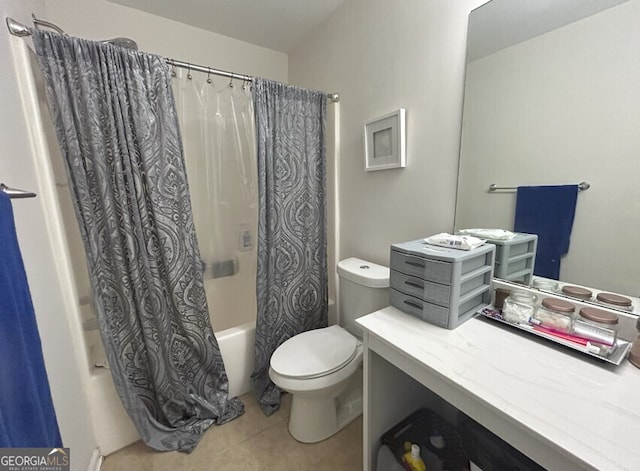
[
  {"x1": 1, "y1": 183, "x2": 37, "y2": 199},
  {"x1": 488, "y1": 181, "x2": 590, "y2": 192}
]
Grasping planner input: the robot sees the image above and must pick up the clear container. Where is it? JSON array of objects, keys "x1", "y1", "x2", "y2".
[
  {"x1": 532, "y1": 277, "x2": 558, "y2": 292},
  {"x1": 502, "y1": 290, "x2": 537, "y2": 324},
  {"x1": 573, "y1": 307, "x2": 618, "y2": 351},
  {"x1": 494, "y1": 287, "x2": 511, "y2": 309},
  {"x1": 531, "y1": 297, "x2": 575, "y2": 333}
]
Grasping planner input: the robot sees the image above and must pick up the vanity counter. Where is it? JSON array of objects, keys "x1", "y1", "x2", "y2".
[{"x1": 357, "y1": 306, "x2": 640, "y2": 471}]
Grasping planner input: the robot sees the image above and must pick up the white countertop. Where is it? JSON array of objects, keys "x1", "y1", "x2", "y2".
[{"x1": 357, "y1": 306, "x2": 640, "y2": 471}]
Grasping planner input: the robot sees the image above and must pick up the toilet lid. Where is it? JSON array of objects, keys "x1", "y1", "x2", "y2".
[{"x1": 270, "y1": 325, "x2": 358, "y2": 379}]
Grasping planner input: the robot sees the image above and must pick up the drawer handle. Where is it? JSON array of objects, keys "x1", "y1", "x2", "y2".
[
  {"x1": 403, "y1": 300, "x2": 423, "y2": 310},
  {"x1": 405, "y1": 260, "x2": 425, "y2": 268},
  {"x1": 405, "y1": 280, "x2": 424, "y2": 289}
]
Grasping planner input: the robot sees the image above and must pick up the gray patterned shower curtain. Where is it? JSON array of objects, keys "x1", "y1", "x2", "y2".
[
  {"x1": 31, "y1": 29, "x2": 243, "y2": 452},
  {"x1": 251, "y1": 78, "x2": 328, "y2": 415}
]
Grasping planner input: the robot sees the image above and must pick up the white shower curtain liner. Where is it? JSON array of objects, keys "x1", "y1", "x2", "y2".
[{"x1": 173, "y1": 69, "x2": 257, "y2": 278}]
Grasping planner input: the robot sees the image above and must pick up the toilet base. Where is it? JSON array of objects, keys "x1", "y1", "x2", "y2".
[{"x1": 288, "y1": 370, "x2": 363, "y2": 443}]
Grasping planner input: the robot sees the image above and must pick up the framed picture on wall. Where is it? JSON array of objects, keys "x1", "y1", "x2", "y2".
[{"x1": 364, "y1": 108, "x2": 406, "y2": 171}]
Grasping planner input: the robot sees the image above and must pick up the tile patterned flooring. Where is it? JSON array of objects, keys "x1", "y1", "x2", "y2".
[{"x1": 101, "y1": 393, "x2": 363, "y2": 470}]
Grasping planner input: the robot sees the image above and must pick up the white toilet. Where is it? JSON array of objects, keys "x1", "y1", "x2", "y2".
[{"x1": 269, "y1": 257, "x2": 389, "y2": 443}]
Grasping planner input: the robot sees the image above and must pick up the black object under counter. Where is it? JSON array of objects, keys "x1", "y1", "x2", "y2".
[{"x1": 390, "y1": 239, "x2": 495, "y2": 329}]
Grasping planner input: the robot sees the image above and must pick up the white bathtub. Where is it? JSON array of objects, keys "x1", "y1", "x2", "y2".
[
  {"x1": 89, "y1": 321, "x2": 256, "y2": 455},
  {"x1": 216, "y1": 321, "x2": 256, "y2": 398}
]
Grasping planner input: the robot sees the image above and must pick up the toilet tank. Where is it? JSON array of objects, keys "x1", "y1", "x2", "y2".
[{"x1": 337, "y1": 258, "x2": 390, "y2": 337}]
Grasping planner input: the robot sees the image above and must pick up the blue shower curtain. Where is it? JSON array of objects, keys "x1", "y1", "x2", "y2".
[{"x1": 0, "y1": 192, "x2": 62, "y2": 447}]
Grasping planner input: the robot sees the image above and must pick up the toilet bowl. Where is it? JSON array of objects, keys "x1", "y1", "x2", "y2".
[
  {"x1": 269, "y1": 325, "x2": 363, "y2": 443},
  {"x1": 269, "y1": 258, "x2": 389, "y2": 443}
]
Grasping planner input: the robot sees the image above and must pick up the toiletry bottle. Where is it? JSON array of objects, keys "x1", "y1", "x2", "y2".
[
  {"x1": 402, "y1": 443, "x2": 426, "y2": 471},
  {"x1": 423, "y1": 431, "x2": 445, "y2": 471}
]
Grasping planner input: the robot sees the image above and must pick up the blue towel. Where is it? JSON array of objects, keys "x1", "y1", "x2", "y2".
[
  {"x1": 0, "y1": 192, "x2": 62, "y2": 447},
  {"x1": 513, "y1": 185, "x2": 578, "y2": 280}
]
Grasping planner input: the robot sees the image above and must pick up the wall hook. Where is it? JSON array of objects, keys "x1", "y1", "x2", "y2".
[
  {"x1": 207, "y1": 68, "x2": 213, "y2": 84},
  {"x1": 187, "y1": 63, "x2": 192, "y2": 80}
]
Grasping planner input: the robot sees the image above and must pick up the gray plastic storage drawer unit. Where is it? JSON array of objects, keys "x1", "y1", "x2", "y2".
[
  {"x1": 485, "y1": 233, "x2": 537, "y2": 285},
  {"x1": 390, "y1": 239, "x2": 495, "y2": 329}
]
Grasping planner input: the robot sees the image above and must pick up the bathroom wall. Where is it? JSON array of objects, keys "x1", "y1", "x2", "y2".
[
  {"x1": 0, "y1": 0, "x2": 98, "y2": 469},
  {"x1": 456, "y1": 0, "x2": 640, "y2": 295},
  {"x1": 288, "y1": 0, "x2": 489, "y2": 271}
]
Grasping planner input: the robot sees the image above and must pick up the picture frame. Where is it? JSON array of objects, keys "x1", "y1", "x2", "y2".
[{"x1": 364, "y1": 108, "x2": 406, "y2": 171}]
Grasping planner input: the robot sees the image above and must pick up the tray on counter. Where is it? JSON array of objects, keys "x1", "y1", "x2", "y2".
[{"x1": 479, "y1": 307, "x2": 632, "y2": 366}]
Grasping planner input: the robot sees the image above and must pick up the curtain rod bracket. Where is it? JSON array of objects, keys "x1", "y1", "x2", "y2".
[{"x1": 6, "y1": 17, "x2": 30, "y2": 37}]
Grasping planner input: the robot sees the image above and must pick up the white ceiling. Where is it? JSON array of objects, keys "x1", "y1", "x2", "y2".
[
  {"x1": 107, "y1": 0, "x2": 345, "y2": 53},
  {"x1": 468, "y1": 0, "x2": 631, "y2": 61},
  {"x1": 107, "y1": 0, "x2": 631, "y2": 57}
]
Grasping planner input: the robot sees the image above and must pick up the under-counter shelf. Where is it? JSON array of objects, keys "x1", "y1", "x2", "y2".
[
  {"x1": 358, "y1": 306, "x2": 640, "y2": 471},
  {"x1": 480, "y1": 307, "x2": 632, "y2": 366}
]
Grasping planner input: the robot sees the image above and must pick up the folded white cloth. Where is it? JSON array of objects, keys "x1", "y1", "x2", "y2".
[
  {"x1": 424, "y1": 232, "x2": 486, "y2": 251},
  {"x1": 457, "y1": 228, "x2": 516, "y2": 240}
]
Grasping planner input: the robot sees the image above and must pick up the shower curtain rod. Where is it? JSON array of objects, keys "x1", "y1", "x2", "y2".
[
  {"x1": 165, "y1": 57, "x2": 340, "y2": 102},
  {"x1": 6, "y1": 16, "x2": 340, "y2": 103}
]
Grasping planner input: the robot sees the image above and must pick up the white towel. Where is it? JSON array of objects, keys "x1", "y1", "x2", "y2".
[
  {"x1": 457, "y1": 228, "x2": 516, "y2": 240},
  {"x1": 425, "y1": 233, "x2": 485, "y2": 251}
]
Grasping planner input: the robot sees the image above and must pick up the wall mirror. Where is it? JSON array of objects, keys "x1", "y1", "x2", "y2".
[{"x1": 455, "y1": 0, "x2": 640, "y2": 314}]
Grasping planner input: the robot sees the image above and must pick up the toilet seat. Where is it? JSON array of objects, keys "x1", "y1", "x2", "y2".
[{"x1": 270, "y1": 325, "x2": 358, "y2": 379}]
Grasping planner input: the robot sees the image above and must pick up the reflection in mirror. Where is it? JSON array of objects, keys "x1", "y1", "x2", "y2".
[{"x1": 455, "y1": 0, "x2": 640, "y2": 314}]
